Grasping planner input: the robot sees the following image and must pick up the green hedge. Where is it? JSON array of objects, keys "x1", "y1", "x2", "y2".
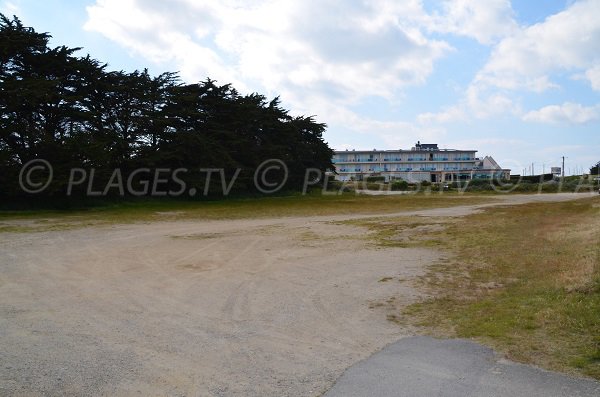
[
  {"x1": 366, "y1": 176, "x2": 386, "y2": 183},
  {"x1": 391, "y1": 180, "x2": 409, "y2": 191}
]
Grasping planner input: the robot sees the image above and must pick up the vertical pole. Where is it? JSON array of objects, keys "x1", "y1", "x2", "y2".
[{"x1": 562, "y1": 156, "x2": 565, "y2": 179}]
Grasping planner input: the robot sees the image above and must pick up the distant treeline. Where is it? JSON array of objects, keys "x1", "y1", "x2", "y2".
[
  {"x1": 0, "y1": 15, "x2": 333, "y2": 201},
  {"x1": 512, "y1": 173, "x2": 555, "y2": 183}
]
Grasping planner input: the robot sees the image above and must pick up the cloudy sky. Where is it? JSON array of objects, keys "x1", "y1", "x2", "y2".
[{"x1": 3, "y1": 0, "x2": 600, "y2": 175}]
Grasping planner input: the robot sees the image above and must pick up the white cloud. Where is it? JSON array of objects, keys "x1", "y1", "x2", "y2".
[
  {"x1": 416, "y1": 83, "x2": 519, "y2": 125},
  {"x1": 428, "y1": 0, "x2": 518, "y2": 44},
  {"x1": 585, "y1": 65, "x2": 600, "y2": 91},
  {"x1": 295, "y1": 95, "x2": 447, "y2": 151},
  {"x1": 417, "y1": 106, "x2": 466, "y2": 124},
  {"x1": 85, "y1": 0, "x2": 465, "y2": 150},
  {"x1": 417, "y1": 0, "x2": 600, "y2": 125},
  {"x1": 0, "y1": 0, "x2": 21, "y2": 15},
  {"x1": 84, "y1": 0, "x2": 451, "y2": 108},
  {"x1": 84, "y1": 0, "x2": 244, "y2": 88},
  {"x1": 475, "y1": 0, "x2": 600, "y2": 92},
  {"x1": 465, "y1": 85, "x2": 519, "y2": 118},
  {"x1": 523, "y1": 102, "x2": 600, "y2": 124},
  {"x1": 83, "y1": 0, "x2": 600, "y2": 155}
]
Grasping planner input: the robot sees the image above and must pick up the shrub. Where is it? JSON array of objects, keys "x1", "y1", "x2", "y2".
[
  {"x1": 512, "y1": 182, "x2": 537, "y2": 192},
  {"x1": 541, "y1": 183, "x2": 559, "y2": 193},
  {"x1": 364, "y1": 182, "x2": 382, "y2": 190},
  {"x1": 468, "y1": 178, "x2": 493, "y2": 187},
  {"x1": 366, "y1": 176, "x2": 385, "y2": 183},
  {"x1": 391, "y1": 180, "x2": 409, "y2": 191},
  {"x1": 325, "y1": 180, "x2": 344, "y2": 191}
]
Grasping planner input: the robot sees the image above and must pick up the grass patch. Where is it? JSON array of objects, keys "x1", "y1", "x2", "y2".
[
  {"x1": 401, "y1": 197, "x2": 600, "y2": 379},
  {"x1": 342, "y1": 216, "x2": 448, "y2": 248},
  {"x1": 0, "y1": 193, "x2": 493, "y2": 233}
]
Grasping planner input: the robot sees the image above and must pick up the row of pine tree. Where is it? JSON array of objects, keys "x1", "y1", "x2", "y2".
[{"x1": 0, "y1": 14, "x2": 333, "y2": 200}]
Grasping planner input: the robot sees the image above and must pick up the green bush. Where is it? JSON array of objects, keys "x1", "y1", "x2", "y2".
[
  {"x1": 540, "y1": 183, "x2": 559, "y2": 193},
  {"x1": 512, "y1": 182, "x2": 538, "y2": 192},
  {"x1": 449, "y1": 181, "x2": 468, "y2": 189},
  {"x1": 391, "y1": 180, "x2": 409, "y2": 191},
  {"x1": 366, "y1": 176, "x2": 385, "y2": 183},
  {"x1": 325, "y1": 180, "x2": 357, "y2": 193},
  {"x1": 325, "y1": 180, "x2": 344, "y2": 191},
  {"x1": 363, "y1": 182, "x2": 383, "y2": 190},
  {"x1": 468, "y1": 178, "x2": 493, "y2": 186}
]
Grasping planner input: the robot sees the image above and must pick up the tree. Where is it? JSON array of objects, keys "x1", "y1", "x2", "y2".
[
  {"x1": 591, "y1": 161, "x2": 600, "y2": 176},
  {"x1": 0, "y1": 14, "x2": 333, "y2": 201}
]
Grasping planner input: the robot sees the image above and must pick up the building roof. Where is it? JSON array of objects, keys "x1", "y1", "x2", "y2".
[
  {"x1": 334, "y1": 148, "x2": 477, "y2": 153},
  {"x1": 334, "y1": 142, "x2": 477, "y2": 153}
]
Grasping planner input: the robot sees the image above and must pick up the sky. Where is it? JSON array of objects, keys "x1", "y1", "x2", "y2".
[{"x1": 2, "y1": 0, "x2": 599, "y2": 176}]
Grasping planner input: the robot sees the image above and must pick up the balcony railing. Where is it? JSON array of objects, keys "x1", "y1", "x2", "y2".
[{"x1": 334, "y1": 158, "x2": 476, "y2": 165}]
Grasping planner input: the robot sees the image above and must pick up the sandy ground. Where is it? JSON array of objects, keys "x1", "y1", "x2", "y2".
[{"x1": 0, "y1": 193, "x2": 595, "y2": 396}]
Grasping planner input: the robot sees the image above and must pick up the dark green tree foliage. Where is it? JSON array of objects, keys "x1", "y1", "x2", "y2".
[
  {"x1": 0, "y1": 15, "x2": 333, "y2": 199},
  {"x1": 591, "y1": 161, "x2": 600, "y2": 176}
]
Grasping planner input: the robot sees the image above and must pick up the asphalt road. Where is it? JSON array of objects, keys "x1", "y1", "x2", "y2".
[{"x1": 325, "y1": 336, "x2": 600, "y2": 397}]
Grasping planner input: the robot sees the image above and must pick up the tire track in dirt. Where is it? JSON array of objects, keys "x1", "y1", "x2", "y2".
[{"x1": 1, "y1": 193, "x2": 595, "y2": 396}]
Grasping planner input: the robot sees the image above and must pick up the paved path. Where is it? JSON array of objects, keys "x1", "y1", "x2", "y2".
[{"x1": 325, "y1": 336, "x2": 600, "y2": 397}]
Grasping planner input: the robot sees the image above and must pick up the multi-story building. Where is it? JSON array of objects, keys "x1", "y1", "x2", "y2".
[{"x1": 332, "y1": 142, "x2": 510, "y2": 183}]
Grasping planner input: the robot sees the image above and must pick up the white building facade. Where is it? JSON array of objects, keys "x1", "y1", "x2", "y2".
[{"x1": 332, "y1": 142, "x2": 510, "y2": 183}]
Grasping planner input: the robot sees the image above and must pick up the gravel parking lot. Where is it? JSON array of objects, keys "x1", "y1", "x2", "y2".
[{"x1": 0, "y1": 193, "x2": 594, "y2": 396}]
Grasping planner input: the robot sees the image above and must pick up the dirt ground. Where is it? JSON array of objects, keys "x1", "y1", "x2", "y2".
[{"x1": 0, "y1": 193, "x2": 594, "y2": 396}]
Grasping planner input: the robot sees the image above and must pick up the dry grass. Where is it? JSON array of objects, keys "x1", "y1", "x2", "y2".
[
  {"x1": 0, "y1": 193, "x2": 493, "y2": 233},
  {"x1": 392, "y1": 197, "x2": 600, "y2": 379},
  {"x1": 341, "y1": 216, "x2": 448, "y2": 249}
]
